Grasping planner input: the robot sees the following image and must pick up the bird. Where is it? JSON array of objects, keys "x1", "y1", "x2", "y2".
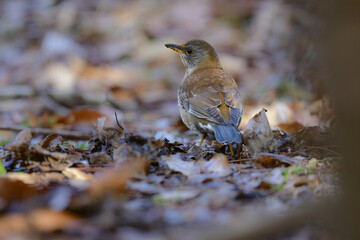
[{"x1": 165, "y1": 39, "x2": 243, "y2": 155}]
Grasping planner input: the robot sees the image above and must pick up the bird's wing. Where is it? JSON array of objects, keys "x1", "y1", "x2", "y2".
[
  {"x1": 179, "y1": 85, "x2": 242, "y2": 126},
  {"x1": 221, "y1": 85, "x2": 243, "y2": 127}
]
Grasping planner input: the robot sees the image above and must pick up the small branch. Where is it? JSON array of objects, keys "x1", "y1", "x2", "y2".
[
  {"x1": 288, "y1": 145, "x2": 341, "y2": 157},
  {"x1": 114, "y1": 112, "x2": 129, "y2": 137},
  {"x1": 0, "y1": 126, "x2": 92, "y2": 140}
]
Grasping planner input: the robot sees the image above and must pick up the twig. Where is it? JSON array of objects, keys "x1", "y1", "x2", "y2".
[
  {"x1": 229, "y1": 158, "x2": 251, "y2": 163},
  {"x1": 0, "y1": 126, "x2": 92, "y2": 140},
  {"x1": 303, "y1": 146, "x2": 341, "y2": 156},
  {"x1": 114, "y1": 112, "x2": 129, "y2": 137},
  {"x1": 288, "y1": 145, "x2": 341, "y2": 157}
]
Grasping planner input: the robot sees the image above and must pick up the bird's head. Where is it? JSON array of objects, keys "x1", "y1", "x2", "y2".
[{"x1": 165, "y1": 39, "x2": 221, "y2": 73}]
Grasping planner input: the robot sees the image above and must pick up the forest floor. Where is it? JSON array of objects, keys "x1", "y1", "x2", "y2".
[{"x1": 0, "y1": 1, "x2": 338, "y2": 239}]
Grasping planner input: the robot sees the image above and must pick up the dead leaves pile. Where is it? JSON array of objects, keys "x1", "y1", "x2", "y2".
[{"x1": 0, "y1": 111, "x2": 338, "y2": 239}]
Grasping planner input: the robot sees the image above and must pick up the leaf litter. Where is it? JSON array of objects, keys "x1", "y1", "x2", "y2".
[
  {"x1": 0, "y1": 107, "x2": 338, "y2": 239},
  {"x1": 0, "y1": 0, "x2": 338, "y2": 238}
]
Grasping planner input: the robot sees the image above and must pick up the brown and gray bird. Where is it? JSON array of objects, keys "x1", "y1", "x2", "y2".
[{"x1": 165, "y1": 39, "x2": 243, "y2": 154}]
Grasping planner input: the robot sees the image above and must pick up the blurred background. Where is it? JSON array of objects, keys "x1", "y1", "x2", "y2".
[{"x1": 0, "y1": 0, "x2": 328, "y2": 140}]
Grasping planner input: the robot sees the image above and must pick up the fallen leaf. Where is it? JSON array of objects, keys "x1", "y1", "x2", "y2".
[
  {"x1": 200, "y1": 154, "x2": 231, "y2": 177},
  {"x1": 32, "y1": 144, "x2": 82, "y2": 170},
  {"x1": 89, "y1": 152, "x2": 113, "y2": 165},
  {"x1": 153, "y1": 189, "x2": 199, "y2": 203},
  {"x1": 5, "y1": 129, "x2": 32, "y2": 152},
  {"x1": 242, "y1": 109, "x2": 273, "y2": 153},
  {"x1": 254, "y1": 153, "x2": 298, "y2": 168},
  {"x1": 38, "y1": 133, "x2": 62, "y2": 148},
  {"x1": 277, "y1": 122, "x2": 304, "y2": 133},
  {"x1": 127, "y1": 180, "x2": 165, "y2": 194},
  {"x1": 89, "y1": 158, "x2": 146, "y2": 196},
  {"x1": 0, "y1": 177, "x2": 45, "y2": 202},
  {"x1": 187, "y1": 144, "x2": 207, "y2": 159},
  {"x1": 32, "y1": 144, "x2": 72, "y2": 161},
  {"x1": 57, "y1": 108, "x2": 108, "y2": 128},
  {"x1": 165, "y1": 154, "x2": 231, "y2": 178},
  {"x1": 254, "y1": 155, "x2": 283, "y2": 168},
  {"x1": 30, "y1": 208, "x2": 80, "y2": 232},
  {"x1": 0, "y1": 213, "x2": 29, "y2": 236},
  {"x1": 308, "y1": 158, "x2": 318, "y2": 168},
  {"x1": 0, "y1": 209, "x2": 80, "y2": 236},
  {"x1": 165, "y1": 156, "x2": 195, "y2": 177},
  {"x1": 62, "y1": 168, "x2": 93, "y2": 181},
  {"x1": 6, "y1": 172, "x2": 65, "y2": 186}
]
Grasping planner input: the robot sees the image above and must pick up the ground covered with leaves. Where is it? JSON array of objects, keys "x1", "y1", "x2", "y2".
[
  {"x1": 0, "y1": 110, "x2": 338, "y2": 239},
  {"x1": 0, "y1": 0, "x2": 338, "y2": 239}
]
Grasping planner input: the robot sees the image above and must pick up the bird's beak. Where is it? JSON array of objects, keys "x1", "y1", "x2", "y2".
[{"x1": 165, "y1": 43, "x2": 184, "y2": 54}]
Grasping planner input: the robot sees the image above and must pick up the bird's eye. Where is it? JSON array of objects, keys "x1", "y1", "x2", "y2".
[{"x1": 186, "y1": 48, "x2": 193, "y2": 54}]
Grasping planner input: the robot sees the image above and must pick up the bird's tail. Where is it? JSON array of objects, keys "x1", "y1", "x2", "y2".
[{"x1": 214, "y1": 123, "x2": 242, "y2": 144}]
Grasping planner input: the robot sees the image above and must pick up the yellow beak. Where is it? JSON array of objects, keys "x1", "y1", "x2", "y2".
[{"x1": 165, "y1": 43, "x2": 184, "y2": 54}]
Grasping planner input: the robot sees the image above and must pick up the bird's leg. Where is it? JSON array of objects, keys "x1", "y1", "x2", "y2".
[
  {"x1": 228, "y1": 144, "x2": 234, "y2": 156},
  {"x1": 199, "y1": 135, "x2": 206, "y2": 148}
]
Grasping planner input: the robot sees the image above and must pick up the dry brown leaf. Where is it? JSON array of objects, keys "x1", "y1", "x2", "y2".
[
  {"x1": 0, "y1": 209, "x2": 80, "y2": 236},
  {"x1": 38, "y1": 133, "x2": 61, "y2": 149},
  {"x1": 254, "y1": 153, "x2": 298, "y2": 168},
  {"x1": 165, "y1": 157, "x2": 195, "y2": 177},
  {"x1": 153, "y1": 189, "x2": 199, "y2": 203},
  {"x1": 187, "y1": 144, "x2": 207, "y2": 159},
  {"x1": 5, "y1": 129, "x2": 32, "y2": 152},
  {"x1": 254, "y1": 155, "x2": 284, "y2": 168},
  {"x1": 92, "y1": 116, "x2": 107, "y2": 142},
  {"x1": 0, "y1": 177, "x2": 45, "y2": 202},
  {"x1": 0, "y1": 213, "x2": 29, "y2": 236},
  {"x1": 277, "y1": 122, "x2": 304, "y2": 133},
  {"x1": 89, "y1": 158, "x2": 146, "y2": 196},
  {"x1": 32, "y1": 144, "x2": 70, "y2": 161},
  {"x1": 90, "y1": 117, "x2": 124, "y2": 146},
  {"x1": 62, "y1": 168, "x2": 93, "y2": 181},
  {"x1": 242, "y1": 109, "x2": 273, "y2": 153},
  {"x1": 89, "y1": 152, "x2": 113, "y2": 165},
  {"x1": 112, "y1": 143, "x2": 141, "y2": 164},
  {"x1": 32, "y1": 144, "x2": 82, "y2": 170},
  {"x1": 57, "y1": 108, "x2": 108, "y2": 128},
  {"x1": 25, "y1": 110, "x2": 63, "y2": 129},
  {"x1": 165, "y1": 154, "x2": 231, "y2": 178},
  {"x1": 30, "y1": 208, "x2": 80, "y2": 232},
  {"x1": 6, "y1": 172, "x2": 65, "y2": 186},
  {"x1": 200, "y1": 154, "x2": 231, "y2": 177}
]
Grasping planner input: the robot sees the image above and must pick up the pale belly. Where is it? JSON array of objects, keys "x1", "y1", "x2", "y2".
[{"x1": 179, "y1": 106, "x2": 216, "y2": 140}]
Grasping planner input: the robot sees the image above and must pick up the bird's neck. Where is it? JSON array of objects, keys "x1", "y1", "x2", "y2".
[
  {"x1": 185, "y1": 59, "x2": 221, "y2": 77},
  {"x1": 184, "y1": 66, "x2": 223, "y2": 80}
]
